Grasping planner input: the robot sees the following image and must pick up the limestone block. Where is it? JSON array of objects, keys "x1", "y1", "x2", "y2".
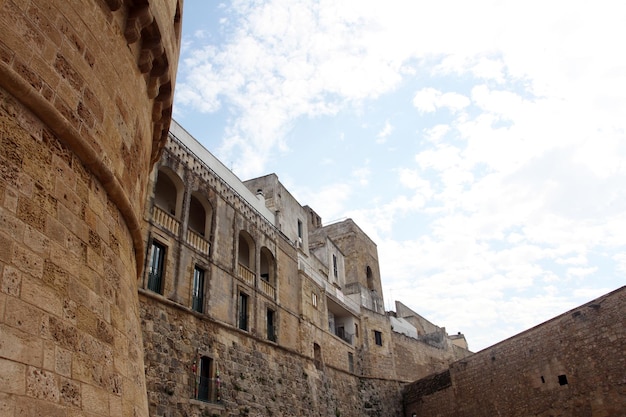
[
  {"x1": 82, "y1": 384, "x2": 110, "y2": 415},
  {"x1": 59, "y1": 376, "x2": 81, "y2": 407},
  {"x1": 26, "y1": 366, "x2": 59, "y2": 402},
  {"x1": 0, "y1": 392, "x2": 15, "y2": 415},
  {"x1": 20, "y1": 275, "x2": 62, "y2": 317},
  {"x1": 0, "y1": 357, "x2": 26, "y2": 395},
  {"x1": 1, "y1": 265, "x2": 21, "y2": 296},
  {"x1": 4, "y1": 296, "x2": 44, "y2": 335},
  {"x1": 12, "y1": 244, "x2": 43, "y2": 279},
  {"x1": 0, "y1": 323, "x2": 43, "y2": 366}
]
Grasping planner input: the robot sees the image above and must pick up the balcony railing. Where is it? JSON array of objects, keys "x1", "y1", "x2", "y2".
[
  {"x1": 237, "y1": 264, "x2": 255, "y2": 286},
  {"x1": 192, "y1": 295, "x2": 203, "y2": 313},
  {"x1": 147, "y1": 272, "x2": 163, "y2": 294},
  {"x1": 259, "y1": 278, "x2": 276, "y2": 299},
  {"x1": 153, "y1": 206, "x2": 180, "y2": 235},
  {"x1": 194, "y1": 376, "x2": 220, "y2": 403},
  {"x1": 187, "y1": 229, "x2": 210, "y2": 255},
  {"x1": 334, "y1": 328, "x2": 354, "y2": 345}
]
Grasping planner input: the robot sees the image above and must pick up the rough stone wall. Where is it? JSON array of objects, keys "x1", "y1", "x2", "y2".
[
  {"x1": 321, "y1": 220, "x2": 384, "y2": 307},
  {"x1": 244, "y1": 174, "x2": 310, "y2": 254},
  {"x1": 392, "y1": 332, "x2": 469, "y2": 383},
  {"x1": 395, "y1": 301, "x2": 442, "y2": 336},
  {"x1": 0, "y1": 88, "x2": 147, "y2": 415},
  {"x1": 0, "y1": 1, "x2": 181, "y2": 416},
  {"x1": 140, "y1": 293, "x2": 406, "y2": 417},
  {"x1": 360, "y1": 309, "x2": 396, "y2": 380},
  {"x1": 403, "y1": 286, "x2": 626, "y2": 417}
]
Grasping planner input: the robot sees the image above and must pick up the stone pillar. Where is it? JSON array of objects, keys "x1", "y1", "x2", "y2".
[{"x1": 0, "y1": 1, "x2": 181, "y2": 415}]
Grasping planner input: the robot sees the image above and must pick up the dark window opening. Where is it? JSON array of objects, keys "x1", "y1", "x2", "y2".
[
  {"x1": 297, "y1": 219, "x2": 303, "y2": 239},
  {"x1": 348, "y1": 352, "x2": 354, "y2": 373},
  {"x1": 541, "y1": 376, "x2": 545, "y2": 383},
  {"x1": 188, "y1": 195, "x2": 207, "y2": 236},
  {"x1": 313, "y1": 343, "x2": 322, "y2": 370},
  {"x1": 366, "y1": 266, "x2": 374, "y2": 290},
  {"x1": 238, "y1": 292, "x2": 248, "y2": 331},
  {"x1": 332, "y1": 254, "x2": 338, "y2": 278},
  {"x1": 260, "y1": 247, "x2": 275, "y2": 285},
  {"x1": 374, "y1": 330, "x2": 383, "y2": 346},
  {"x1": 154, "y1": 170, "x2": 178, "y2": 216},
  {"x1": 192, "y1": 266, "x2": 204, "y2": 313},
  {"x1": 558, "y1": 374, "x2": 568, "y2": 385},
  {"x1": 147, "y1": 241, "x2": 166, "y2": 294},
  {"x1": 267, "y1": 309, "x2": 276, "y2": 342},
  {"x1": 195, "y1": 356, "x2": 219, "y2": 403}
]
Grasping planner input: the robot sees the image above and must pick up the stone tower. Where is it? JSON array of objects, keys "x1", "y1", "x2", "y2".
[{"x1": 0, "y1": 1, "x2": 181, "y2": 416}]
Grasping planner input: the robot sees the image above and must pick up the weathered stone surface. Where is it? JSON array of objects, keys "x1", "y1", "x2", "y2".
[
  {"x1": 403, "y1": 286, "x2": 626, "y2": 417},
  {"x1": 0, "y1": 1, "x2": 182, "y2": 416},
  {"x1": 0, "y1": 357, "x2": 26, "y2": 395}
]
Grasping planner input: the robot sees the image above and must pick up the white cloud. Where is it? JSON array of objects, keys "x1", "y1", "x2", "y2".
[
  {"x1": 376, "y1": 120, "x2": 393, "y2": 144},
  {"x1": 177, "y1": 0, "x2": 626, "y2": 351},
  {"x1": 412, "y1": 88, "x2": 470, "y2": 114},
  {"x1": 423, "y1": 124, "x2": 450, "y2": 143}
]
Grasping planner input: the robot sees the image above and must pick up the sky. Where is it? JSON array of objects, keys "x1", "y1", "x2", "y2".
[{"x1": 172, "y1": 0, "x2": 626, "y2": 351}]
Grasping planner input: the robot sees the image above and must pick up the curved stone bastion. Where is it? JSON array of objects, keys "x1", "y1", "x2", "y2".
[{"x1": 0, "y1": 1, "x2": 181, "y2": 415}]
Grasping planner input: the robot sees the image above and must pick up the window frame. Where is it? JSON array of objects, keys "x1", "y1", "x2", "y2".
[
  {"x1": 238, "y1": 291, "x2": 249, "y2": 331},
  {"x1": 147, "y1": 240, "x2": 166, "y2": 294},
  {"x1": 374, "y1": 330, "x2": 383, "y2": 346},
  {"x1": 192, "y1": 266, "x2": 205, "y2": 313},
  {"x1": 266, "y1": 308, "x2": 277, "y2": 342}
]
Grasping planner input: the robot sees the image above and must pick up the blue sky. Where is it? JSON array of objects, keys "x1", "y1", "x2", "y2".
[{"x1": 173, "y1": 0, "x2": 626, "y2": 351}]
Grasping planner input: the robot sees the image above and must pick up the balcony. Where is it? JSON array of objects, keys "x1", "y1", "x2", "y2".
[
  {"x1": 153, "y1": 205, "x2": 180, "y2": 235},
  {"x1": 335, "y1": 328, "x2": 354, "y2": 345},
  {"x1": 237, "y1": 263, "x2": 255, "y2": 286},
  {"x1": 259, "y1": 278, "x2": 276, "y2": 300},
  {"x1": 187, "y1": 229, "x2": 210, "y2": 255}
]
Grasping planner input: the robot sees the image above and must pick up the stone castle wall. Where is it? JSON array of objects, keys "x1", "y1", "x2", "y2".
[
  {"x1": 403, "y1": 286, "x2": 626, "y2": 417},
  {"x1": 140, "y1": 293, "x2": 406, "y2": 417},
  {"x1": 0, "y1": 1, "x2": 181, "y2": 416}
]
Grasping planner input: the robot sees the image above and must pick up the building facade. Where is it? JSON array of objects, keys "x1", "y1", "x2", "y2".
[{"x1": 139, "y1": 121, "x2": 471, "y2": 417}]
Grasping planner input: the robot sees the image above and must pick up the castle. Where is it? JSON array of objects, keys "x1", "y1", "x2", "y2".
[{"x1": 1, "y1": 2, "x2": 624, "y2": 417}]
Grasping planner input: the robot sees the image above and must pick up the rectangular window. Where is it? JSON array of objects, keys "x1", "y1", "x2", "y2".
[
  {"x1": 267, "y1": 309, "x2": 276, "y2": 342},
  {"x1": 238, "y1": 292, "x2": 248, "y2": 331},
  {"x1": 374, "y1": 330, "x2": 383, "y2": 346},
  {"x1": 348, "y1": 352, "x2": 354, "y2": 373},
  {"x1": 192, "y1": 266, "x2": 204, "y2": 313},
  {"x1": 332, "y1": 254, "x2": 338, "y2": 278},
  {"x1": 147, "y1": 241, "x2": 166, "y2": 294},
  {"x1": 195, "y1": 356, "x2": 218, "y2": 402},
  {"x1": 312, "y1": 292, "x2": 318, "y2": 308},
  {"x1": 297, "y1": 219, "x2": 303, "y2": 239}
]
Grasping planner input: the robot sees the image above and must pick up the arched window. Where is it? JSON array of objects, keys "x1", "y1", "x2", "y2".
[
  {"x1": 188, "y1": 193, "x2": 213, "y2": 237},
  {"x1": 238, "y1": 231, "x2": 254, "y2": 269},
  {"x1": 154, "y1": 168, "x2": 183, "y2": 217},
  {"x1": 237, "y1": 231, "x2": 255, "y2": 286},
  {"x1": 188, "y1": 195, "x2": 206, "y2": 235},
  {"x1": 366, "y1": 266, "x2": 375, "y2": 290},
  {"x1": 259, "y1": 247, "x2": 275, "y2": 284}
]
